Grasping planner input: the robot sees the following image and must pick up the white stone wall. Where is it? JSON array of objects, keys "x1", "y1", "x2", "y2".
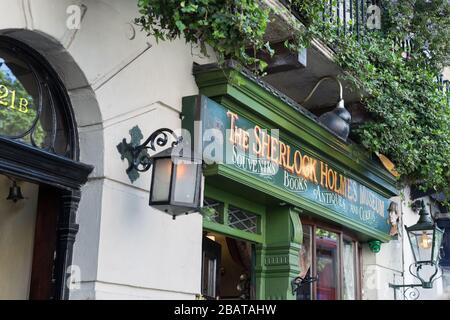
[{"x1": 0, "y1": 0, "x2": 216, "y2": 300}]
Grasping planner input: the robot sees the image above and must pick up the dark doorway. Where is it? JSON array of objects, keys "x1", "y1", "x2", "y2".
[{"x1": 201, "y1": 232, "x2": 255, "y2": 300}]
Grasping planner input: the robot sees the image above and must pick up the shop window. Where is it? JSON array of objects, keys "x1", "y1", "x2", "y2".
[
  {"x1": 203, "y1": 198, "x2": 224, "y2": 224},
  {"x1": 297, "y1": 225, "x2": 313, "y2": 300},
  {"x1": 228, "y1": 206, "x2": 258, "y2": 234},
  {"x1": 316, "y1": 228, "x2": 339, "y2": 300},
  {"x1": 297, "y1": 222, "x2": 361, "y2": 300},
  {"x1": 0, "y1": 37, "x2": 75, "y2": 158},
  {"x1": 343, "y1": 239, "x2": 357, "y2": 300},
  {"x1": 201, "y1": 192, "x2": 263, "y2": 244}
]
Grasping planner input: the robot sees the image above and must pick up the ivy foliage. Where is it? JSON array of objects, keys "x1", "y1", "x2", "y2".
[
  {"x1": 135, "y1": 0, "x2": 272, "y2": 72},
  {"x1": 136, "y1": 0, "x2": 450, "y2": 198}
]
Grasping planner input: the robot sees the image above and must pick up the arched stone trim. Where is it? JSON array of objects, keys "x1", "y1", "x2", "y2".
[{"x1": 0, "y1": 29, "x2": 99, "y2": 299}]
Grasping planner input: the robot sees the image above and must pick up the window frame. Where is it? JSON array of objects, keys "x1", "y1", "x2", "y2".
[
  {"x1": 0, "y1": 35, "x2": 78, "y2": 160},
  {"x1": 300, "y1": 216, "x2": 362, "y2": 300},
  {"x1": 202, "y1": 185, "x2": 265, "y2": 244}
]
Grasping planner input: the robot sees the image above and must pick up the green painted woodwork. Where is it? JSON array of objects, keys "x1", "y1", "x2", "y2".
[
  {"x1": 256, "y1": 206, "x2": 302, "y2": 300},
  {"x1": 289, "y1": 209, "x2": 303, "y2": 245},
  {"x1": 203, "y1": 185, "x2": 265, "y2": 244},
  {"x1": 184, "y1": 64, "x2": 401, "y2": 300},
  {"x1": 192, "y1": 66, "x2": 399, "y2": 197},
  {"x1": 183, "y1": 95, "x2": 394, "y2": 242},
  {"x1": 204, "y1": 159, "x2": 392, "y2": 242},
  {"x1": 203, "y1": 186, "x2": 301, "y2": 300}
]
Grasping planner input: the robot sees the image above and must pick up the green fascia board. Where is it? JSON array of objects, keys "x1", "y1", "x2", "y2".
[
  {"x1": 204, "y1": 164, "x2": 392, "y2": 243},
  {"x1": 193, "y1": 64, "x2": 399, "y2": 198},
  {"x1": 203, "y1": 219, "x2": 264, "y2": 243}
]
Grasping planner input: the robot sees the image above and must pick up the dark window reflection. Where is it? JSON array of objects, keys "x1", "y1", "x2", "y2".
[{"x1": 0, "y1": 44, "x2": 70, "y2": 157}]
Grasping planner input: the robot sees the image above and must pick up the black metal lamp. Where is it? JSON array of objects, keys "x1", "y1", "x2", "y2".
[
  {"x1": 389, "y1": 200, "x2": 444, "y2": 299},
  {"x1": 405, "y1": 201, "x2": 444, "y2": 276},
  {"x1": 149, "y1": 144, "x2": 202, "y2": 216},
  {"x1": 117, "y1": 126, "x2": 202, "y2": 219},
  {"x1": 302, "y1": 76, "x2": 351, "y2": 140}
]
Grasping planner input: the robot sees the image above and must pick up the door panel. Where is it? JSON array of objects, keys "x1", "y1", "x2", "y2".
[
  {"x1": 201, "y1": 236, "x2": 221, "y2": 299},
  {"x1": 29, "y1": 185, "x2": 60, "y2": 300}
]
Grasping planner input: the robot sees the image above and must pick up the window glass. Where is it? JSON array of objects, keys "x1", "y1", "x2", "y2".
[
  {"x1": 228, "y1": 206, "x2": 258, "y2": 234},
  {"x1": 0, "y1": 45, "x2": 70, "y2": 156},
  {"x1": 0, "y1": 50, "x2": 42, "y2": 142},
  {"x1": 343, "y1": 240, "x2": 356, "y2": 300},
  {"x1": 297, "y1": 225, "x2": 313, "y2": 300},
  {"x1": 315, "y1": 228, "x2": 339, "y2": 300}
]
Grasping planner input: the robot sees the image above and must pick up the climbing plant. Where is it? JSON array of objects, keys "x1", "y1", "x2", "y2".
[
  {"x1": 135, "y1": 0, "x2": 272, "y2": 72},
  {"x1": 136, "y1": 0, "x2": 450, "y2": 199}
]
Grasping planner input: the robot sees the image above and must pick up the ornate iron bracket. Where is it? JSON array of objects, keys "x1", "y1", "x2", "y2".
[
  {"x1": 116, "y1": 126, "x2": 181, "y2": 183},
  {"x1": 291, "y1": 274, "x2": 318, "y2": 296},
  {"x1": 388, "y1": 262, "x2": 441, "y2": 300}
]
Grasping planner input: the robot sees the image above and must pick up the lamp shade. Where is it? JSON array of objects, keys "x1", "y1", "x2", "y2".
[
  {"x1": 406, "y1": 201, "x2": 444, "y2": 264},
  {"x1": 149, "y1": 144, "x2": 202, "y2": 217},
  {"x1": 318, "y1": 99, "x2": 351, "y2": 140}
]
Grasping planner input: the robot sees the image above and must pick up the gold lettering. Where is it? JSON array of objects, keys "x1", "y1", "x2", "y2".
[
  {"x1": 279, "y1": 141, "x2": 287, "y2": 167},
  {"x1": 227, "y1": 111, "x2": 239, "y2": 144},
  {"x1": 0, "y1": 85, "x2": 9, "y2": 106},
  {"x1": 242, "y1": 131, "x2": 250, "y2": 150},
  {"x1": 310, "y1": 158, "x2": 318, "y2": 184},
  {"x1": 327, "y1": 169, "x2": 335, "y2": 191},
  {"x1": 301, "y1": 155, "x2": 310, "y2": 179},
  {"x1": 18, "y1": 98, "x2": 28, "y2": 113},
  {"x1": 294, "y1": 150, "x2": 302, "y2": 176},
  {"x1": 234, "y1": 127, "x2": 243, "y2": 146},
  {"x1": 9, "y1": 89, "x2": 16, "y2": 110},
  {"x1": 261, "y1": 131, "x2": 271, "y2": 159},
  {"x1": 253, "y1": 125, "x2": 262, "y2": 155},
  {"x1": 339, "y1": 175, "x2": 347, "y2": 196},
  {"x1": 285, "y1": 145, "x2": 295, "y2": 173},
  {"x1": 320, "y1": 162, "x2": 328, "y2": 188},
  {"x1": 333, "y1": 170, "x2": 339, "y2": 193},
  {"x1": 271, "y1": 136, "x2": 279, "y2": 163}
]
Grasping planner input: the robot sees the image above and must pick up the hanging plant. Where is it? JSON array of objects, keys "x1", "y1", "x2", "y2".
[{"x1": 135, "y1": 0, "x2": 272, "y2": 72}]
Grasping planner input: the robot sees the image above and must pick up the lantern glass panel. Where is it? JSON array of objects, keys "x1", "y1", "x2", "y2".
[
  {"x1": 150, "y1": 157, "x2": 172, "y2": 202},
  {"x1": 172, "y1": 161, "x2": 198, "y2": 205},
  {"x1": 432, "y1": 229, "x2": 444, "y2": 263},
  {"x1": 408, "y1": 229, "x2": 433, "y2": 262}
]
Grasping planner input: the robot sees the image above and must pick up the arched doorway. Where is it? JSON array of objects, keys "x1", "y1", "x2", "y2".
[{"x1": 0, "y1": 35, "x2": 93, "y2": 300}]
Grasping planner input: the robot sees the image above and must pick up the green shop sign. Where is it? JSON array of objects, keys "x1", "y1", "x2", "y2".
[{"x1": 183, "y1": 95, "x2": 393, "y2": 239}]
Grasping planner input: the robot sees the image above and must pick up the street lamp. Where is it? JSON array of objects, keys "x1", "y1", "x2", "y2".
[
  {"x1": 389, "y1": 200, "x2": 444, "y2": 299},
  {"x1": 117, "y1": 127, "x2": 203, "y2": 219}
]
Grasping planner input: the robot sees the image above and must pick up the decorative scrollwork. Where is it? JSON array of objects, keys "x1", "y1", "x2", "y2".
[
  {"x1": 403, "y1": 287, "x2": 420, "y2": 300},
  {"x1": 408, "y1": 262, "x2": 439, "y2": 287},
  {"x1": 389, "y1": 261, "x2": 442, "y2": 299},
  {"x1": 116, "y1": 126, "x2": 181, "y2": 183},
  {"x1": 291, "y1": 274, "x2": 318, "y2": 296}
]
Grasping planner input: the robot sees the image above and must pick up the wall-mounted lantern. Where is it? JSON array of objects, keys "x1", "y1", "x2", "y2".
[
  {"x1": 117, "y1": 126, "x2": 202, "y2": 219},
  {"x1": 389, "y1": 200, "x2": 444, "y2": 299},
  {"x1": 405, "y1": 200, "x2": 444, "y2": 271}
]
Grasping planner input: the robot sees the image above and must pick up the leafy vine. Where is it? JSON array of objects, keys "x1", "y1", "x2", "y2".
[{"x1": 136, "y1": 0, "x2": 450, "y2": 199}]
